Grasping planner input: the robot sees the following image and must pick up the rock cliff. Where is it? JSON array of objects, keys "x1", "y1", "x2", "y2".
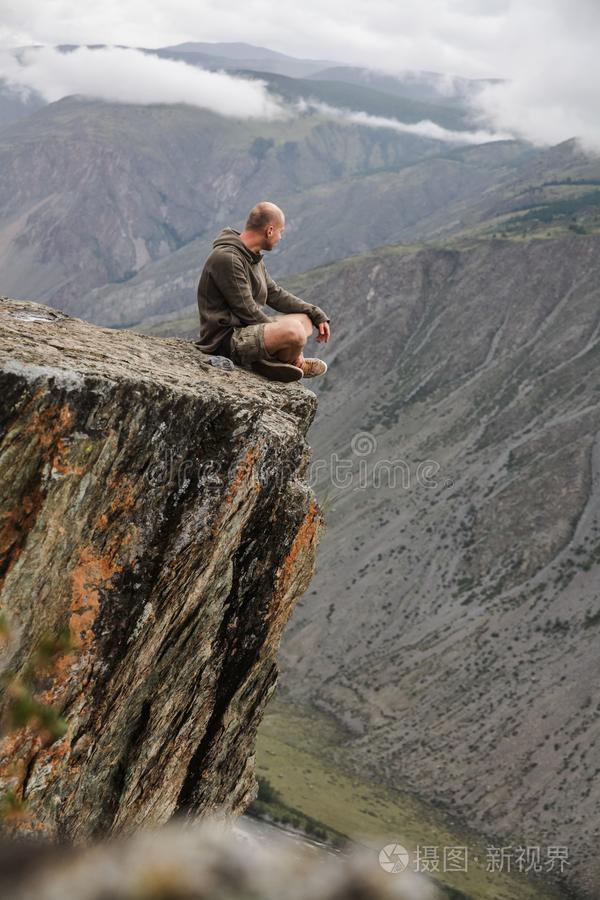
[{"x1": 0, "y1": 296, "x2": 323, "y2": 840}]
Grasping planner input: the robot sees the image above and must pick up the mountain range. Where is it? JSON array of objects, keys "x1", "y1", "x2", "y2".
[
  {"x1": 0, "y1": 41, "x2": 492, "y2": 129},
  {"x1": 1, "y1": 41, "x2": 599, "y2": 897},
  {"x1": 273, "y1": 232, "x2": 600, "y2": 900},
  {"x1": 0, "y1": 39, "x2": 501, "y2": 314}
]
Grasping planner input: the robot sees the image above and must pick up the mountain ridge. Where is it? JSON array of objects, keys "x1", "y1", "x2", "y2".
[{"x1": 271, "y1": 232, "x2": 600, "y2": 900}]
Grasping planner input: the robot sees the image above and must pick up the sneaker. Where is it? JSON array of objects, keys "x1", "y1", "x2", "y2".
[
  {"x1": 251, "y1": 358, "x2": 304, "y2": 383},
  {"x1": 300, "y1": 358, "x2": 328, "y2": 378}
]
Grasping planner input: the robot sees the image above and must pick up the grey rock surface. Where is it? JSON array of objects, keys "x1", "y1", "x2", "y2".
[
  {"x1": 0, "y1": 296, "x2": 323, "y2": 840},
  {"x1": 0, "y1": 818, "x2": 442, "y2": 900}
]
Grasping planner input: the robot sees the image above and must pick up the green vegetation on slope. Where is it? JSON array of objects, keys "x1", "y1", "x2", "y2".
[
  {"x1": 253, "y1": 696, "x2": 568, "y2": 900},
  {"x1": 235, "y1": 69, "x2": 473, "y2": 132}
]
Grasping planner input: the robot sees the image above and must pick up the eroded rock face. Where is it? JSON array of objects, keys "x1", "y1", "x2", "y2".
[{"x1": 0, "y1": 296, "x2": 323, "y2": 841}]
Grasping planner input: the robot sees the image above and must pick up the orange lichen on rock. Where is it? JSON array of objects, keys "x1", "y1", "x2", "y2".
[
  {"x1": 0, "y1": 398, "x2": 88, "y2": 590},
  {"x1": 95, "y1": 512, "x2": 109, "y2": 531},
  {"x1": 224, "y1": 446, "x2": 259, "y2": 505},
  {"x1": 92, "y1": 474, "x2": 139, "y2": 535},
  {"x1": 44, "y1": 530, "x2": 130, "y2": 703},
  {"x1": 23, "y1": 399, "x2": 75, "y2": 445},
  {"x1": 269, "y1": 499, "x2": 322, "y2": 634},
  {"x1": 279, "y1": 499, "x2": 321, "y2": 585},
  {"x1": 208, "y1": 445, "x2": 263, "y2": 540},
  {"x1": 0, "y1": 726, "x2": 44, "y2": 803},
  {"x1": 69, "y1": 547, "x2": 120, "y2": 650},
  {"x1": 18, "y1": 397, "x2": 85, "y2": 476},
  {"x1": 37, "y1": 474, "x2": 139, "y2": 715},
  {"x1": 27, "y1": 719, "x2": 71, "y2": 771},
  {"x1": 108, "y1": 473, "x2": 137, "y2": 513},
  {"x1": 0, "y1": 483, "x2": 44, "y2": 591},
  {"x1": 0, "y1": 520, "x2": 131, "y2": 807}
]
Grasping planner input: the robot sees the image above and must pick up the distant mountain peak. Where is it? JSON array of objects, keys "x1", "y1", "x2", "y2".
[{"x1": 159, "y1": 41, "x2": 302, "y2": 62}]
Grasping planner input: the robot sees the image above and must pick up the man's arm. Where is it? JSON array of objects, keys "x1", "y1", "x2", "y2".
[
  {"x1": 265, "y1": 270, "x2": 330, "y2": 326},
  {"x1": 211, "y1": 250, "x2": 272, "y2": 325}
]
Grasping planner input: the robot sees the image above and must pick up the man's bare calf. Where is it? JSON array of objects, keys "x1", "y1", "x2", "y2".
[{"x1": 263, "y1": 313, "x2": 313, "y2": 367}]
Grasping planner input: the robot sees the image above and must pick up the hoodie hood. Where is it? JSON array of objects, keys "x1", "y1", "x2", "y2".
[{"x1": 213, "y1": 227, "x2": 263, "y2": 264}]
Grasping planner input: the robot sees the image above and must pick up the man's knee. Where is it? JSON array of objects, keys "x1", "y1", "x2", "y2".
[
  {"x1": 264, "y1": 316, "x2": 309, "y2": 359},
  {"x1": 293, "y1": 313, "x2": 313, "y2": 336},
  {"x1": 274, "y1": 313, "x2": 312, "y2": 336},
  {"x1": 280, "y1": 319, "x2": 308, "y2": 347}
]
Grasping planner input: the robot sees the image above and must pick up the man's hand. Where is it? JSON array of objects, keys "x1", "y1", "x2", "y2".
[{"x1": 316, "y1": 322, "x2": 331, "y2": 343}]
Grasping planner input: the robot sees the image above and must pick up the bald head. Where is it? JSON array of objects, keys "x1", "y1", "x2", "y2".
[{"x1": 245, "y1": 201, "x2": 284, "y2": 232}]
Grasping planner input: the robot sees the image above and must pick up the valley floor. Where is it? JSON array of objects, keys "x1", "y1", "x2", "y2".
[{"x1": 253, "y1": 696, "x2": 572, "y2": 900}]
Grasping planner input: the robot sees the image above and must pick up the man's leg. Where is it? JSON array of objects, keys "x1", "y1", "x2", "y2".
[{"x1": 263, "y1": 313, "x2": 313, "y2": 366}]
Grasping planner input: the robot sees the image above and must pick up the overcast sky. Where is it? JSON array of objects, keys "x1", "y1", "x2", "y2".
[{"x1": 1, "y1": 0, "x2": 599, "y2": 149}]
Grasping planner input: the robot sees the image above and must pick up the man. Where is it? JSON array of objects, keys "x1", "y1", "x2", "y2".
[{"x1": 196, "y1": 201, "x2": 330, "y2": 382}]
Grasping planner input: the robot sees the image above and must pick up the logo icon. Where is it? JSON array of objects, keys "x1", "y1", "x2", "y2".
[{"x1": 379, "y1": 843, "x2": 410, "y2": 873}]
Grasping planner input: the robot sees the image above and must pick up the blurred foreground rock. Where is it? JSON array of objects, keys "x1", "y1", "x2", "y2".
[
  {"x1": 0, "y1": 297, "x2": 322, "y2": 840},
  {"x1": 0, "y1": 819, "x2": 444, "y2": 900}
]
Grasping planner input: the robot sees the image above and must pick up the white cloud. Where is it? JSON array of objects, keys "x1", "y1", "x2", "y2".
[
  {"x1": 0, "y1": 44, "x2": 511, "y2": 144},
  {"x1": 470, "y1": 0, "x2": 600, "y2": 152},
  {"x1": 1, "y1": 1, "x2": 600, "y2": 150},
  {"x1": 296, "y1": 99, "x2": 512, "y2": 144},
  {"x1": 0, "y1": 1, "x2": 513, "y2": 78},
  {"x1": 0, "y1": 45, "x2": 286, "y2": 119}
]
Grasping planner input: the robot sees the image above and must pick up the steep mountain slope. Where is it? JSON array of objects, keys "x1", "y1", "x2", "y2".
[
  {"x1": 233, "y1": 69, "x2": 474, "y2": 131},
  {"x1": 307, "y1": 65, "x2": 499, "y2": 107},
  {"x1": 0, "y1": 96, "x2": 458, "y2": 311},
  {"x1": 155, "y1": 42, "x2": 339, "y2": 78},
  {"x1": 133, "y1": 229, "x2": 600, "y2": 897},
  {"x1": 0, "y1": 78, "x2": 45, "y2": 129},
  {"x1": 93, "y1": 135, "x2": 600, "y2": 333},
  {"x1": 82, "y1": 139, "x2": 538, "y2": 328},
  {"x1": 104, "y1": 137, "x2": 600, "y2": 335},
  {"x1": 261, "y1": 232, "x2": 599, "y2": 900}
]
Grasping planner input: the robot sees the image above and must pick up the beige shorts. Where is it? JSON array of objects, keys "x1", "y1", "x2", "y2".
[{"x1": 227, "y1": 323, "x2": 275, "y2": 366}]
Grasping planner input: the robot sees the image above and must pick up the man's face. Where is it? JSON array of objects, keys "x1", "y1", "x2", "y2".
[{"x1": 264, "y1": 217, "x2": 285, "y2": 251}]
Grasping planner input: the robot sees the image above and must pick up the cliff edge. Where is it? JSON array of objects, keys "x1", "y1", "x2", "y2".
[{"x1": 0, "y1": 296, "x2": 323, "y2": 840}]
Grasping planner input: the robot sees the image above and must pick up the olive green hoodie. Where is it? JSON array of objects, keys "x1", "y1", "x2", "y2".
[{"x1": 196, "y1": 227, "x2": 330, "y2": 356}]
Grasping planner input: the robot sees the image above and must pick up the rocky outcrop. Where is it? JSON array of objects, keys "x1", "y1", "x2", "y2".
[{"x1": 0, "y1": 296, "x2": 323, "y2": 841}]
